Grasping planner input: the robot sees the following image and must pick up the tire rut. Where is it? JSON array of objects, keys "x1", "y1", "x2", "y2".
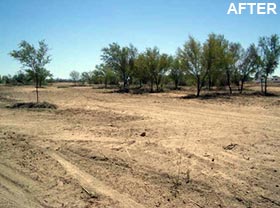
[{"x1": 47, "y1": 150, "x2": 146, "y2": 208}]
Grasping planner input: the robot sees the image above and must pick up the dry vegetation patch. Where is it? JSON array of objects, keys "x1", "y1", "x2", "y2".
[{"x1": 9, "y1": 102, "x2": 57, "y2": 109}]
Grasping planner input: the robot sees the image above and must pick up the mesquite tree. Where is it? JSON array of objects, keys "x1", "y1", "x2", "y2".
[
  {"x1": 203, "y1": 34, "x2": 225, "y2": 90},
  {"x1": 224, "y1": 42, "x2": 242, "y2": 94},
  {"x1": 258, "y1": 34, "x2": 280, "y2": 95},
  {"x1": 101, "y1": 43, "x2": 137, "y2": 91},
  {"x1": 238, "y1": 44, "x2": 260, "y2": 93},
  {"x1": 133, "y1": 53, "x2": 150, "y2": 88},
  {"x1": 95, "y1": 64, "x2": 118, "y2": 88},
  {"x1": 137, "y1": 47, "x2": 170, "y2": 92},
  {"x1": 70, "y1": 70, "x2": 80, "y2": 84},
  {"x1": 179, "y1": 36, "x2": 206, "y2": 97},
  {"x1": 10, "y1": 40, "x2": 51, "y2": 103},
  {"x1": 169, "y1": 55, "x2": 184, "y2": 90}
]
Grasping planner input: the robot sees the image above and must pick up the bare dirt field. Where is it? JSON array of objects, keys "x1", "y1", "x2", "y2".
[{"x1": 0, "y1": 84, "x2": 279, "y2": 208}]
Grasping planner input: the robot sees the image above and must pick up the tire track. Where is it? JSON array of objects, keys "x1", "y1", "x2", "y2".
[
  {"x1": 47, "y1": 150, "x2": 146, "y2": 208},
  {"x1": 0, "y1": 163, "x2": 42, "y2": 208}
]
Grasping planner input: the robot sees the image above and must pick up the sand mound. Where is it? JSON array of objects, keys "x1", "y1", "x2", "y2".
[{"x1": 9, "y1": 102, "x2": 57, "y2": 109}]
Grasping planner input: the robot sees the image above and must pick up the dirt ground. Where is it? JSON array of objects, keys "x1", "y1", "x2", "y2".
[{"x1": 0, "y1": 84, "x2": 279, "y2": 208}]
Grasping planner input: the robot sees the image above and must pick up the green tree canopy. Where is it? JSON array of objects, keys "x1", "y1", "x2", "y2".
[
  {"x1": 179, "y1": 36, "x2": 205, "y2": 97},
  {"x1": 10, "y1": 40, "x2": 51, "y2": 102},
  {"x1": 101, "y1": 43, "x2": 137, "y2": 91},
  {"x1": 70, "y1": 70, "x2": 80, "y2": 82},
  {"x1": 258, "y1": 34, "x2": 280, "y2": 94}
]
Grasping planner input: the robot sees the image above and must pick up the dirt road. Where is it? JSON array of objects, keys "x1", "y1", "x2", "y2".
[{"x1": 0, "y1": 85, "x2": 279, "y2": 207}]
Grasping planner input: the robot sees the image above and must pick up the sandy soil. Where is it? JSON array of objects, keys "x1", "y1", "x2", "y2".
[{"x1": 0, "y1": 84, "x2": 279, "y2": 208}]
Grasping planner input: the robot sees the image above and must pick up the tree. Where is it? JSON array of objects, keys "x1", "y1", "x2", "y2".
[
  {"x1": 24, "y1": 67, "x2": 52, "y2": 87},
  {"x1": 144, "y1": 48, "x2": 158, "y2": 92},
  {"x1": 258, "y1": 34, "x2": 280, "y2": 95},
  {"x1": 238, "y1": 44, "x2": 260, "y2": 93},
  {"x1": 179, "y1": 36, "x2": 205, "y2": 97},
  {"x1": 133, "y1": 53, "x2": 150, "y2": 88},
  {"x1": 156, "y1": 53, "x2": 171, "y2": 91},
  {"x1": 101, "y1": 43, "x2": 137, "y2": 91},
  {"x1": 81, "y1": 71, "x2": 93, "y2": 84},
  {"x1": 38, "y1": 68, "x2": 52, "y2": 87},
  {"x1": 12, "y1": 70, "x2": 31, "y2": 85},
  {"x1": 10, "y1": 40, "x2": 51, "y2": 103},
  {"x1": 223, "y1": 42, "x2": 242, "y2": 94},
  {"x1": 203, "y1": 34, "x2": 222, "y2": 90},
  {"x1": 169, "y1": 55, "x2": 184, "y2": 90},
  {"x1": 70, "y1": 70, "x2": 80, "y2": 84},
  {"x1": 141, "y1": 47, "x2": 170, "y2": 92},
  {"x1": 91, "y1": 70, "x2": 104, "y2": 84},
  {"x1": 95, "y1": 64, "x2": 118, "y2": 88},
  {"x1": 2, "y1": 75, "x2": 12, "y2": 85}
]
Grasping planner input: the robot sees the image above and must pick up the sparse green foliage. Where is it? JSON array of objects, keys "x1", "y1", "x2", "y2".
[
  {"x1": 258, "y1": 34, "x2": 280, "y2": 95},
  {"x1": 95, "y1": 64, "x2": 118, "y2": 88},
  {"x1": 7, "y1": 34, "x2": 280, "y2": 97},
  {"x1": 101, "y1": 43, "x2": 137, "y2": 91},
  {"x1": 223, "y1": 42, "x2": 243, "y2": 94},
  {"x1": 179, "y1": 36, "x2": 205, "y2": 97},
  {"x1": 138, "y1": 50, "x2": 158, "y2": 92},
  {"x1": 133, "y1": 53, "x2": 150, "y2": 88},
  {"x1": 81, "y1": 71, "x2": 94, "y2": 84},
  {"x1": 239, "y1": 44, "x2": 260, "y2": 93},
  {"x1": 81, "y1": 65, "x2": 118, "y2": 87},
  {"x1": 138, "y1": 47, "x2": 171, "y2": 92},
  {"x1": 91, "y1": 70, "x2": 104, "y2": 84},
  {"x1": 1, "y1": 75, "x2": 12, "y2": 85},
  {"x1": 168, "y1": 55, "x2": 184, "y2": 90},
  {"x1": 10, "y1": 40, "x2": 51, "y2": 102},
  {"x1": 12, "y1": 71, "x2": 32, "y2": 85},
  {"x1": 69, "y1": 70, "x2": 80, "y2": 84},
  {"x1": 202, "y1": 34, "x2": 227, "y2": 89}
]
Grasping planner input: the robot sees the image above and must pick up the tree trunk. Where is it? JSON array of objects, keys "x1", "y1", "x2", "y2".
[
  {"x1": 36, "y1": 86, "x2": 39, "y2": 103},
  {"x1": 208, "y1": 73, "x2": 211, "y2": 91},
  {"x1": 227, "y1": 71, "x2": 232, "y2": 95},
  {"x1": 264, "y1": 75, "x2": 268, "y2": 95},
  {"x1": 123, "y1": 80, "x2": 126, "y2": 90},
  {"x1": 196, "y1": 77, "x2": 201, "y2": 97},
  {"x1": 155, "y1": 77, "x2": 161, "y2": 92},
  {"x1": 122, "y1": 72, "x2": 126, "y2": 89},
  {"x1": 240, "y1": 79, "x2": 245, "y2": 94},
  {"x1": 150, "y1": 81, "x2": 154, "y2": 93},
  {"x1": 261, "y1": 78, "x2": 264, "y2": 93},
  {"x1": 237, "y1": 80, "x2": 240, "y2": 92},
  {"x1": 228, "y1": 84, "x2": 232, "y2": 95},
  {"x1": 156, "y1": 82, "x2": 159, "y2": 92},
  {"x1": 35, "y1": 73, "x2": 39, "y2": 103},
  {"x1": 175, "y1": 79, "x2": 178, "y2": 90},
  {"x1": 205, "y1": 67, "x2": 211, "y2": 91}
]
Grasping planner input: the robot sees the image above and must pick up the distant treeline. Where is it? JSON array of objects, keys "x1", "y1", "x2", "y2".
[
  {"x1": 4, "y1": 33, "x2": 280, "y2": 98},
  {"x1": 73, "y1": 33, "x2": 280, "y2": 95},
  {"x1": 0, "y1": 72, "x2": 51, "y2": 86},
  {"x1": 0, "y1": 74, "x2": 73, "y2": 86}
]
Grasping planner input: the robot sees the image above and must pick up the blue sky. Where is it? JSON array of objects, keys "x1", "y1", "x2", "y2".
[{"x1": 0, "y1": 0, "x2": 279, "y2": 78}]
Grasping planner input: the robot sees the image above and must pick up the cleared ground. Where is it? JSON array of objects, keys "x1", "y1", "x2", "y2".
[{"x1": 0, "y1": 84, "x2": 279, "y2": 208}]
